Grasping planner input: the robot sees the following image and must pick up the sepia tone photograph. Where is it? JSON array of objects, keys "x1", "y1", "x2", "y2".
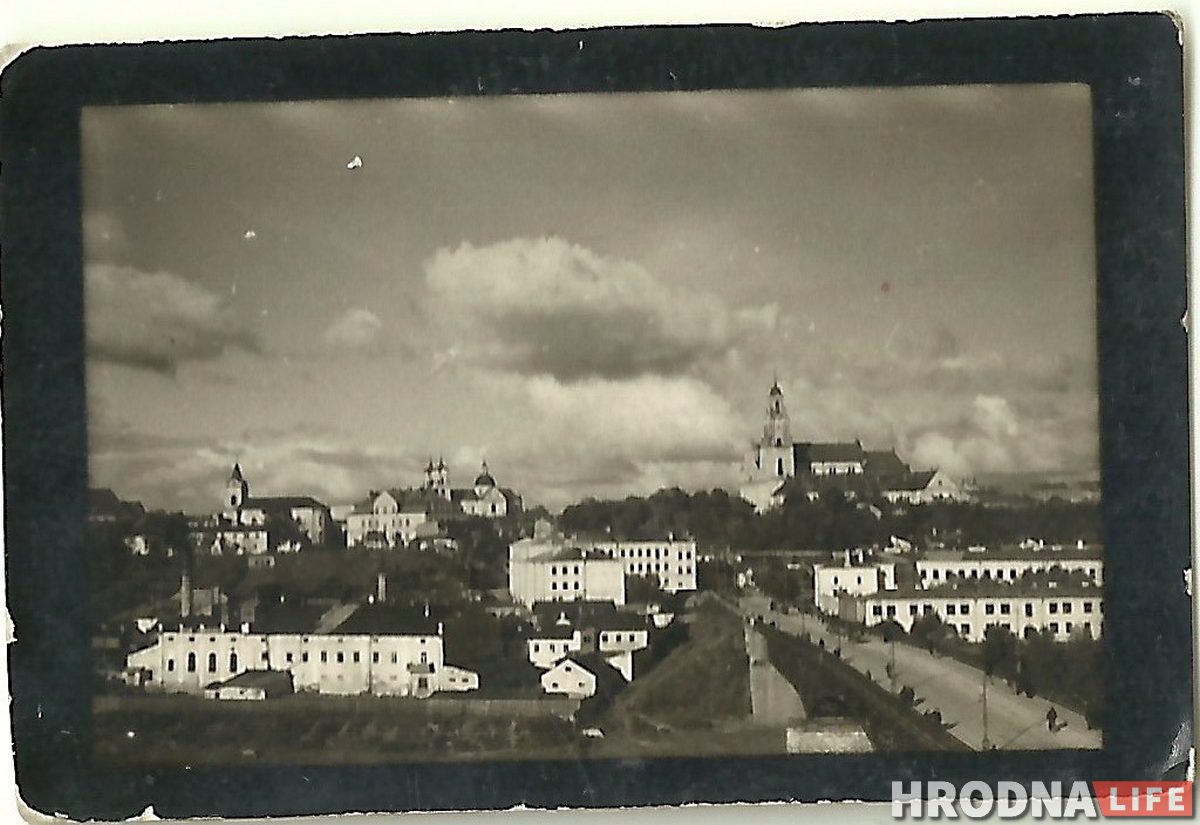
[{"x1": 82, "y1": 83, "x2": 1107, "y2": 768}]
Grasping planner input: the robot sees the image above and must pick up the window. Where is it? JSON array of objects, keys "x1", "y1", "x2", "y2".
[
  {"x1": 946, "y1": 604, "x2": 956, "y2": 616},
  {"x1": 985, "y1": 603, "x2": 995, "y2": 615},
  {"x1": 207, "y1": 652, "x2": 217, "y2": 673},
  {"x1": 961, "y1": 624, "x2": 970, "y2": 634},
  {"x1": 321, "y1": 651, "x2": 328, "y2": 663},
  {"x1": 302, "y1": 652, "x2": 309, "y2": 663},
  {"x1": 533, "y1": 643, "x2": 540, "y2": 653},
  {"x1": 960, "y1": 604, "x2": 970, "y2": 614},
  {"x1": 1083, "y1": 602, "x2": 1094, "y2": 614},
  {"x1": 909, "y1": 605, "x2": 918, "y2": 616},
  {"x1": 1065, "y1": 622, "x2": 1073, "y2": 634},
  {"x1": 167, "y1": 658, "x2": 175, "y2": 672},
  {"x1": 286, "y1": 652, "x2": 294, "y2": 663},
  {"x1": 551, "y1": 582, "x2": 558, "y2": 591},
  {"x1": 1000, "y1": 603, "x2": 1011, "y2": 615},
  {"x1": 229, "y1": 652, "x2": 238, "y2": 671},
  {"x1": 1062, "y1": 603, "x2": 1073, "y2": 614},
  {"x1": 1050, "y1": 622, "x2": 1060, "y2": 634},
  {"x1": 1049, "y1": 603, "x2": 1059, "y2": 614},
  {"x1": 336, "y1": 652, "x2": 344, "y2": 664},
  {"x1": 391, "y1": 652, "x2": 398, "y2": 664},
  {"x1": 1025, "y1": 604, "x2": 1034, "y2": 617},
  {"x1": 353, "y1": 651, "x2": 360, "y2": 663},
  {"x1": 872, "y1": 605, "x2": 883, "y2": 617},
  {"x1": 372, "y1": 652, "x2": 379, "y2": 663}
]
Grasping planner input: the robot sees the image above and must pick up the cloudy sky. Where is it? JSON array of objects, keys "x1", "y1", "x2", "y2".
[{"x1": 83, "y1": 84, "x2": 1099, "y2": 514}]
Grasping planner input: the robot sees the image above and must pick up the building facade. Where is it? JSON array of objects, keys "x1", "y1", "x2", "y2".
[{"x1": 125, "y1": 620, "x2": 478, "y2": 698}]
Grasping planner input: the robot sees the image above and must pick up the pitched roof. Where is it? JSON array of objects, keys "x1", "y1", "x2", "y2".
[
  {"x1": 796, "y1": 441, "x2": 866, "y2": 463},
  {"x1": 572, "y1": 653, "x2": 628, "y2": 694},
  {"x1": 864, "y1": 450, "x2": 911, "y2": 476},
  {"x1": 330, "y1": 604, "x2": 441, "y2": 636},
  {"x1": 207, "y1": 669, "x2": 293, "y2": 692},
  {"x1": 244, "y1": 495, "x2": 328, "y2": 511},
  {"x1": 250, "y1": 601, "x2": 327, "y2": 634},
  {"x1": 884, "y1": 470, "x2": 938, "y2": 492}
]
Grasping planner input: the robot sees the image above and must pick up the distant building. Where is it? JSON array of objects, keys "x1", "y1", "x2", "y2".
[
  {"x1": 221, "y1": 463, "x2": 331, "y2": 545},
  {"x1": 812, "y1": 555, "x2": 898, "y2": 615},
  {"x1": 509, "y1": 526, "x2": 627, "y2": 609},
  {"x1": 344, "y1": 459, "x2": 522, "y2": 549},
  {"x1": 525, "y1": 602, "x2": 651, "y2": 680},
  {"x1": 124, "y1": 601, "x2": 479, "y2": 698},
  {"x1": 203, "y1": 669, "x2": 294, "y2": 701},
  {"x1": 580, "y1": 537, "x2": 698, "y2": 594},
  {"x1": 914, "y1": 543, "x2": 1103, "y2": 588},
  {"x1": 738, "y1": 381, "x2": 964, "y2": 511},
  {"x1": 882, "y1": 469, "x2": 969, "y2": 505},
  {"x1": 839, "y1": 577, "x2": 1104, "y2": 643},
  {"x1": 540, "y1": 654, "x2": 627, "y2": 700}
]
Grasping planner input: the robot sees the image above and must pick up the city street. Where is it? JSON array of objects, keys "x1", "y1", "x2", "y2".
[{"x1": 740, "y1": 595, "x2": 1101, "y2": 751}]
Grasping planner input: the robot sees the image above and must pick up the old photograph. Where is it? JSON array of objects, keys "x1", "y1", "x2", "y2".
[{"x1": 83, "y1": 84, "x2": 1106, "y2": 765}]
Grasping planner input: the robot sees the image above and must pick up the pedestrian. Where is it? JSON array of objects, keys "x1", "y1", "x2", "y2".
[{"x1": 1046, "y1": 706, "x2": 1058, "y2": 732}]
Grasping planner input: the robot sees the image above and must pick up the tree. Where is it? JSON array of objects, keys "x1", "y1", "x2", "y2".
[
  {"x1": 909, "y1": 612, "x2": 952, "y2": 651},
  {"x1": 625, "y1": 574, "x2": 668, "y2": 605},
  {"x1": 981, "y1": 625, "x2": 1019, "y2": 679},
  {"x1": 879, "y1": 619, "x2": 907, "y2": 643}
]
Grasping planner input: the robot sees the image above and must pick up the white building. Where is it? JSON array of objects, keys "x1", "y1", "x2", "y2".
[
  {"x1": 221, "y1": 464, "x2": 332, "y2": 545},
  {"x1": 584, "y1": 537, "x2": 698, "y2": 593},
  {"x1": 344, "y1": 459, "x2": 521, "y2": 548},
  {"x1": 840, "y1": 580, "x2": 1103, "y2": 643},
  {"x1": 125, "y1": 606, "x2": 478, "y2": 698},
  {"x1": 812, "y1": 555, "x2": 898, "y2": 615},
  {"x1": 540, "y1": 655, "x2": 626, "y2": 700},
  {"x1": 508, "y1": 524, "x2": 626, "y2": 608},
  {"x1": 883, "y1": 469, "x2": 969, "y2": 504},
  {"x1": 526, "y1": 605, "x2": 650, "y2": 680},
  {"x1": 915, "y1": 546, "x2": 1103, "y2": 588}
]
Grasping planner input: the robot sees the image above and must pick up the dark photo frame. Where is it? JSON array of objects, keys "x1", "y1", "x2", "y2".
[{"x1": 0, "y1": 14, "x2": 1190, "y2": 819}]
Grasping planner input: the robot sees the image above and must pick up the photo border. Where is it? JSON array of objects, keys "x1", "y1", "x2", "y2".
[{"x1": 0, "y1": 14, "x2": 1190, "y2": 818}]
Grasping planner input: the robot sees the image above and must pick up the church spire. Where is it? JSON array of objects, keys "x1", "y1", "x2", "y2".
[{"x1": 762, "y1": 380, "x2": 791, "y2": 449}]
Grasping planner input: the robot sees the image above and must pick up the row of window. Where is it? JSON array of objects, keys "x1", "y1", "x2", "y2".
[
  {"x1": 870, "y1": 600, "x2": 1101, "y2": 618},
  {"x1": 169, "y1": 633, "x2": 432, "y2": 646},
  {"x1": 922, "y1": 564, "x2": 1101, "y2": 582},
  {"x1": 166, "y1": 648, "x2": 434, "y2": 674},
  {"x1": 609, "y1": 547, "x2": 694, "y2": 560}
]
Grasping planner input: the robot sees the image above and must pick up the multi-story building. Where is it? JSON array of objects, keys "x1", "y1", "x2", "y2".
[
  {"x1": 525, "y1": 603, "x2": 651, "y2": 680},
  {"x1": 217, "y1": 465, "x2": 331, "y2": 546},
  {"x1": 344, "y1": 459, "x2": 522, "y2": 549},
  {"x1": 738, "y1": 381, "x2": 960, "y2": 511},
  {"x1": 914, "y1": 544, "x2": 1103, "y2": 589},
  {"x1": 583, "y1": 537, "x2": 699, "y2": 593},
  {"x1": 839, "y1": 577, "x2": 1104, "y2": 643},
  {"x1": 508, "y1": 537, "x2": 626, "y2": 608},
  {"x1": 812, "y1": 555, "x2": 898, "y2": 615},
  {"x1": 124, "y1": 601, "x2": 478, "y2": 698}
]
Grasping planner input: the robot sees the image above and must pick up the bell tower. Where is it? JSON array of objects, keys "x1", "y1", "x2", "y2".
[
  {"x1": 225, "y1": 463, "x2": 249, "y2": 515},
  {"x1": 757, "y1": 381, "x2": 795, "y2": 479}
]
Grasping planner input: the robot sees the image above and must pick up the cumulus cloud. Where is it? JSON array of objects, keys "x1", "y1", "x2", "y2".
[
  {"x1": 86, "y1": 263, "x2": 256, "y2": 374},
  {"x1": 323, "y1": 308, "x2": 384, "y2": 350},
  {"x1": 423, "y1": 237, "x2": 777, "y2": 381},
  {"x1": 467, "y1": 374, "x2": 745, "y2": 508}
]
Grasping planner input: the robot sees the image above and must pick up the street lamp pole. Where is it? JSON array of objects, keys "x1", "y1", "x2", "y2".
[{"x1": 981, "y1": 670, "x2": 991, "y2": 750}]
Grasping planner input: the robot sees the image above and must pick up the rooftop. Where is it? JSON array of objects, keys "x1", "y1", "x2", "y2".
[{"x1": 330, "y1": 604, "x2": 441, "y2": 636}]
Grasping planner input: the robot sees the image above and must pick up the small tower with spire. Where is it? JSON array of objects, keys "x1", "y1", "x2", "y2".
[
  {"x1": 755, "y1": 381, "x2": 795, "y2": 479},
  {"x1": 224, "y1": 462, "x2": 249, "y2": 517}
]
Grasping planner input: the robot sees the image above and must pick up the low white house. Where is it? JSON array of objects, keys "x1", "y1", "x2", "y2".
[{"x1": 540, "y1": 655, "x2": 626, "y2": 700}]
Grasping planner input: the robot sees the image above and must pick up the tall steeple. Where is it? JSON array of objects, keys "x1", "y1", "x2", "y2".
[
  {"x1": 225, "y1": 462, "x2": 248, "y2": 512},
  {"x1": 763, "y1": 381, "x2": 792, "y2": 449}
]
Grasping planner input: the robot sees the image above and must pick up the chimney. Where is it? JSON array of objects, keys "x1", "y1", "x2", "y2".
[
  {"x1": 436, "y1": 621, "x2": 444, "y2": 636},
  {"x1": 180, "y1": 570, "x2": 192, "y2": 618},
  {"x1": 376, "y1": 572, "x2": 387, "y2": 604}
]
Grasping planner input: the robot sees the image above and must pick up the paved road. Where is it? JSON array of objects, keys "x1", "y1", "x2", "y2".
[
  {"x1": 739, "y1": 595, "x2": 1101, "y2": 751},
  {"x1": 744, "y1": 624, "x2": 807, "y2": 725}
]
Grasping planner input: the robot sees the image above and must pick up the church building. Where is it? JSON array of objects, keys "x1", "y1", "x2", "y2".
[{"x1": 739, "y1": 381, "x2": 963, "y2": 511}]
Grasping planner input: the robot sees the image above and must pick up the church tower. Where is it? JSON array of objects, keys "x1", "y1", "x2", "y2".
[
  {"x1": 755, "y1": 381, "x2": 795, "y2": 479},
  {"x1": 433, "y1": 456, "x2": 450, "y2": 500},
  {"x1": 224, "y1": 463, "x2": 248, "y2": 515}
]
